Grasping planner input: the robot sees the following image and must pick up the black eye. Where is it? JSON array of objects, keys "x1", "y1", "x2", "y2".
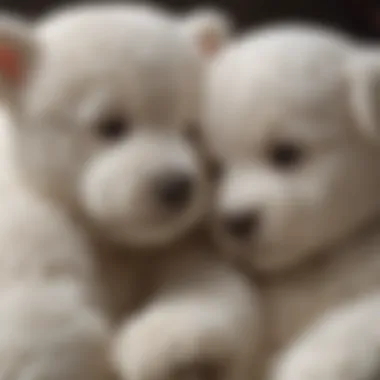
[
  {"x1": 269, "y1": 142, "x2": 304, "y2": 169},
  {"x1": 97, "y1": 116, "x2": 130, "y2": 141}
]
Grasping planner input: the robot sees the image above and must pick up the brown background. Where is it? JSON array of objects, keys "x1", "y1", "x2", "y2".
[{"x1": 1, "y1": 0, "x2": 379, "y2": 39}]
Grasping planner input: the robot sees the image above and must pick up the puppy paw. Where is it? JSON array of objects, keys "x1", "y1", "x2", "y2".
[
  {"x1": 112, "y1": 305, "x2": 246, "y2": 380},
  {"x1": 0, "y1": 282, "x2": 113, "y2": 380},
  {"x1": 271, "y1": 297, "x2": 380, "y2": 380}
]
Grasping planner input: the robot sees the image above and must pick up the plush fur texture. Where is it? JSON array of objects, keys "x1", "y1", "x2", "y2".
[
  {"x1": 202, "y1": 24, "x2": 380, "y2": 380},
  {"x1": 0, "y1": 4, "x2": 260, "y2": 380}
]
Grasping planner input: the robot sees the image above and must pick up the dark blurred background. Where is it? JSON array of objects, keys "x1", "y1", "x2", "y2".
[{"x1": 1, "y1": 0, "x2": 379, "y2": 40}]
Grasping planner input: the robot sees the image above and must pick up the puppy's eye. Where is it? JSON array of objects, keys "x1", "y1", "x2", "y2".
[
  {"x1": 97, "y1": 116, "x2": 130, "y2": 141},
  {"x1": 269, "y1": 142, "x2": 304, "y2": 169}
]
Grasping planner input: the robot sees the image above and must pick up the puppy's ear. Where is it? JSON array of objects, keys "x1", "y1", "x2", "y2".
[
  {"x1": 346, "y1": 50, "x2": 380, "y2": 141},
  {"x1": 181, "y1": 9, "x2": 233, "y2": 58},
  {"x1": 0, "y1": 15, "x2": 37, "y2": 103}
]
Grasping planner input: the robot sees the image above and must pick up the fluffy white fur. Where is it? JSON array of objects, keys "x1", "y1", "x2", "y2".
[
  {"x1": 202, "y1": 25, "x2": 380, "y2": 380},
  {"x1": 0, "y1": 107, "x2": 111, "y2": 380},
  {"x1": 0, "y1": 4, "x2": 259, "y2": 380}
]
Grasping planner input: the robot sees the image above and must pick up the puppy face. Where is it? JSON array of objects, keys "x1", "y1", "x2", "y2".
[
  {"x1": 0, "y1": 5, "x2": 231, "y2": 247},
  {"x1": 202, "y1": 26, "x2": 380, "y2": 272}
]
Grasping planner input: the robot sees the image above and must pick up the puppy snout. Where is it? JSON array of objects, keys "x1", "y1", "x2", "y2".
[
  {"x1": 223, "y1": 211, "x2": 260, "y2": 240},
  {"x1": 155, "y1": 172, "x2": 194, "y2": 211}
]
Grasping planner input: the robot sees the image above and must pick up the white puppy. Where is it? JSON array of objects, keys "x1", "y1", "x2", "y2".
[
  {"x1": 0, "y1": 4, "x2": 260, "y2": 380},
  {"x1": 202, "y1": 24, "x2": 380, "y2": 380}
]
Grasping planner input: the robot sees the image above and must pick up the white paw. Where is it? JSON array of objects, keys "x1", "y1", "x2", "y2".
[
  {"x1": 112, "y1": 303, "x2": 249, "y2": 380},
  {"x1": 0, "y1": 282, "x2": 112, "y2": 380},
  {"x1": 271, "y1": 298, "x2": 380, "y2": 380}
]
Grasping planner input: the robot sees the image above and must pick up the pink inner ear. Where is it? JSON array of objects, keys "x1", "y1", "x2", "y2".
[
  {"x1": 0, "y1": 44, "x2": 23, "y2": 85},
  {"x1": 199, "y1": 32, "x2": 220, "y2": 57}
]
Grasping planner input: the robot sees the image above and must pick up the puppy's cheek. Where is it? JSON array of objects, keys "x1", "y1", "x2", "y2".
[
  {"x1": 80, "y1": 158, "x2": 140, "y2": 226},
  {"x1": 80, "y1": 166, "x2": 118, "y2": 224}
]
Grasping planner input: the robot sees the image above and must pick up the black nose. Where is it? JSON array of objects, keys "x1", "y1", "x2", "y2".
[
  {"x1": 224, "y1": 212, "x2": 260, "y2": 240},
  {"x1": 155, "y1": 173, "x2": 193, "y2": 210}
]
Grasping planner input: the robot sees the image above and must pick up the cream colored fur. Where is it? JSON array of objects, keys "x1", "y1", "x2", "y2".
[
  {"x1": 202, "y1": 25, "x2": 380, "y2": 380},
  {"x1": 0, "y1": 4, "x2": 260, "y2": 380}
]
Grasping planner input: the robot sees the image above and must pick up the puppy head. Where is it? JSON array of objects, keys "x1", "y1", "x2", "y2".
[
  {"x1": 202, "y1": 25, "x2": 380, "y2": 272},
  {"x1": 0, "y1": 4, "x2": 231, "y2": 247}
]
